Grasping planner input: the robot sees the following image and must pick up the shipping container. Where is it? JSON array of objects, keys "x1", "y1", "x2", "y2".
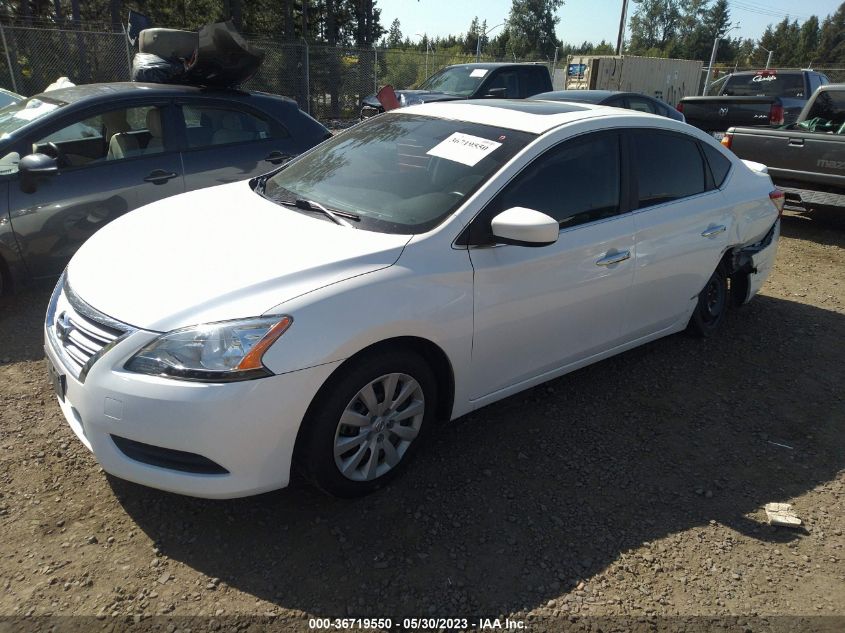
[{"x1": 555, "y1": 55, "x2": 703, "y2": 107}]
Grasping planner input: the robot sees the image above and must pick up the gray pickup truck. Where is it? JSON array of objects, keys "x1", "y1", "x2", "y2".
[
  {"x1": 678, "y1": 69, "x2": 831, "y2": 139},
  {"x1": 722, "y1": 84, "x2": 845, "y2": 211}
]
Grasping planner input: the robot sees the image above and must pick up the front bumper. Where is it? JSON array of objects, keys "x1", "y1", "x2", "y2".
[{"x1": 44, "y1": 287, "x2": 341, "y2": 499}]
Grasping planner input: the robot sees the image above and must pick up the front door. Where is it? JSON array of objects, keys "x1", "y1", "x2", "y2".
[
  {"x1": 467, "y1": 131, "x2": 635, "y2": 399},
  {"x1": 8, "y1": 103, "x2": 184, "y2": 278}
]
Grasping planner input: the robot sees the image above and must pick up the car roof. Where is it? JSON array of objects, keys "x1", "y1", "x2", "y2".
[
  {"x1": 532, "y1": 90, "x2": 622, "y2": 102},
  {"x1": 33, "y1": 82, "x2": 294, "y2": 106},
  {"x1": 401, "y1": 98, "x2": 654, "y2": 134},
  {"x1": 445, "y1": 62, "x2": 547, "y2": 70}
]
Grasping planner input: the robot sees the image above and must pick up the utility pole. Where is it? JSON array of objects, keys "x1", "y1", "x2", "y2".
[
  {"x1": 476, "y1": 22, "x2": 505, "y2": 62},
  {"x1": 615, "y1": 0, "x2": 629, "y2": 55}
]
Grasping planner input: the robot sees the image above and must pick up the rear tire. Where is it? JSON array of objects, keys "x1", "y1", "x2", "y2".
[
  {"x1": 296, "y1": 350, "x2": 437, "y2": 497},
  {"x1": 687, "y1": 265, "x2": 729, "y2": 338}
]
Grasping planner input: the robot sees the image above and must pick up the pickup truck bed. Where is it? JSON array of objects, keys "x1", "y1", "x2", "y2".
[{"x1": 723, "y1": 85, "x2": 845, "y2": 210}]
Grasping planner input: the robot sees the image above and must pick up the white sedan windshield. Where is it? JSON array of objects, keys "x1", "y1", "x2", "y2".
[{"x1": 264, "y1": 113, "x2": 534, "y2": 234}]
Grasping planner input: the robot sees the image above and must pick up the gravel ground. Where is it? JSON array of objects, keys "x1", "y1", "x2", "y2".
[{"x1": 0, "y1": 211, "x2": 843, "y2": 631}]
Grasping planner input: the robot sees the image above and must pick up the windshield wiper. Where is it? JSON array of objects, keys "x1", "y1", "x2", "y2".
[{"x1": 277, "y1": 198, "x2": 359, "y2": 227}]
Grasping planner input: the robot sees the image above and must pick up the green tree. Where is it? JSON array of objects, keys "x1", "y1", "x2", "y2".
[
  {"x1": 817, "y1": 2, "x2": 845, "y2": 64},
  {"x1": 505, "y1": 0, "x2": 563, "y2": 58},
  {"x1": 798, "y1": 16, "x2": 820, "y2": 66},
  {"x1": 386, "y1": 17, "x2": 402, "y2": 48}
]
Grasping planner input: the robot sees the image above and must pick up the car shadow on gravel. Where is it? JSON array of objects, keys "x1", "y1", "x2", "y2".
[
  {"x1": 111, "y1": 292, "x2": 845, "y2": 618},
  {"x1": 0, "y1": 283, "x2": 53, "y2": 365}
]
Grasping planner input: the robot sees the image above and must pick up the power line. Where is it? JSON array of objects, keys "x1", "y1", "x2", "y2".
[{"x1": 728, "y1": 1, "x2": 811, "y2": 23}]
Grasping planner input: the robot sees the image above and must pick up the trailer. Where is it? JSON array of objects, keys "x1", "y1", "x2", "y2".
[{"x1": 556, "y1": 55, "x2": 703, "y2": 107}]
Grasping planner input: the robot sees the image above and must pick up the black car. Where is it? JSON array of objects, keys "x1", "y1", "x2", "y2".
[
  {"x1": 360, "y1": 63, "x2": 554, "y2": 119},
  {"x1": 530, "y1": 89, "x2": 686, "y2": 122},
  {"x1": 0, "y1": 82, "x2": 330, "y2": 294}
]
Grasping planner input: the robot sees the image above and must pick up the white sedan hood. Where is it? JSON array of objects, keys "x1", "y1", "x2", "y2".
[{"x1": 67, "y1": 181, "x2": 411, "y2": 331}]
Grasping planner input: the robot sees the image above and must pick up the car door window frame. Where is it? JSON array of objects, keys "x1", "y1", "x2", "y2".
[
  {"x1": 174, "y1": 98, "x2": 289, "y2": 152},
  {"x1": 22, "y1": 98, "x2": 177, "y2": 174},
  {"x1": 458, "y1": 129, "x2": 632, "y2": 247},
  {"x1": 627, "y1": 128, "x2": 716, "y2": 213}
]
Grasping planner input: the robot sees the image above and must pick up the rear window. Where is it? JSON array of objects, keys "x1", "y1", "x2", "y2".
[
  {"x1": 702, "y1": 143, "x2": 732, "y2": 188},
  {"x1": 805, "y1": 90, "x2": 845, "y2": 128},
  {"x1": 720, "y1": 73, "x2": 805, "y2": 98}
]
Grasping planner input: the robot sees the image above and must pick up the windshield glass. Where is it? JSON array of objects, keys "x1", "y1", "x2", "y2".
[
  {"x1": 418, "y1": 66, "x2": 490, "y2": 96},
  {"x1": 263, "y1": 113, "x2": 534, "y2": 234},
  {"x1": 720, "y1": 72, "x2": 805, "y2": 98},
  {"x1": 0, "y1": 96, "x2": 67, "y2": 139}
]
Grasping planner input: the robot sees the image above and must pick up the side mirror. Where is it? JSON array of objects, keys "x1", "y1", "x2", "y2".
[
  {"x1": 485, "y1": 87, "x2": 507, "y2": 98},
  {"x1": 19, "y1": 153, "x2": 58, "y2": 193},
  {"x1": 491, "y1": 207, "x2": 559, "y2": 247}
]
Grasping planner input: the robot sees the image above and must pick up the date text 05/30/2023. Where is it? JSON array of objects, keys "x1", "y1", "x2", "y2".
[{"x1": 308, "y1": 617, "x2": 526, "y2": 629}]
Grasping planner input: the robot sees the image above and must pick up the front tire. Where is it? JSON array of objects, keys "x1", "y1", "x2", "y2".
[
  {"x1": 687, "y1": 265, "x2": 729, "y2": 337},
  {"x1": 296, "y1": 350, "x2": 436, "y2": 497}
]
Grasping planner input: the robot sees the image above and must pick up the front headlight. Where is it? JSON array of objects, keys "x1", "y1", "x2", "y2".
[{"x1": 125, "y1": 316, "x2": 292, "y2": 382}]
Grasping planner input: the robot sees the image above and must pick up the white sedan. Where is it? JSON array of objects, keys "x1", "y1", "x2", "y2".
[{"x1": 44, "y1": 100, "x2": 782, "y2": 498}]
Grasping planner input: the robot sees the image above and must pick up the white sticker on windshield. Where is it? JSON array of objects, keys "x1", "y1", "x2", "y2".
[
  {"x1": 470, "y1": 68, "x2": 488, "y2": 78},
  {"x1": 427, "y1": 132, "x2": 502, "y2": 167}
]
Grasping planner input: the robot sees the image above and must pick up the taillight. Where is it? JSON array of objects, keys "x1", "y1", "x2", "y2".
[
  {"x1": 721, "y1": 131, "x2": 733, "y2": 150},
  {"x1": 676, "y1": 101, "x2": 684, "y2": 113},
  {"x1": 769, "y1": 103, "x2": 784, "y2": 126},
  {"x1": 769, "y1": 189, "x2": 785, "y2": 218}
]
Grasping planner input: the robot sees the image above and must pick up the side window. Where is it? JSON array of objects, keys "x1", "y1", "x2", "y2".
[
  {"x1": 702, "y1": 143, "x2": 732, "y2": 189},
  {"x1": 34, "y1": 105, "x2": 165, "y2": 167},
  {"x1": 819, "y1": 74, "x2": 830, "y2": 86},
  {"x1": 632, "y1": 132, "x2": 706, "y2": 208},
  {"x1": 808, "y1": 74, "x2": 822, "y2": 95},
  {"x1": 181, "y1": 105, "x2": 280, "y2": 148},
  {"x1": 627, "y1": 97, "x2": 657, "y2": 114},
  {"x1": 473, "y1": 133, "x2": 621, "y2": 243},
  {"x1": 485, "y1": 71, "x2": 520, "y2": 98},
  {"x1": 524, "y1": 68, "x2": 548, "y2": 97}
]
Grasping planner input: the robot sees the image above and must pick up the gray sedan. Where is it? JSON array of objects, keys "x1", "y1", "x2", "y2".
[
  {"x1": 0, "y1": 82, "x2": 330, "y2": 294},
  {"x1": 531, "y1": 89, "x2": 686, "y2": 122}
]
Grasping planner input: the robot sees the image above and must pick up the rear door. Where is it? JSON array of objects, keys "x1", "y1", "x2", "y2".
[
  {"x1": 176, "y1": 98, "x2": 299, "y2": 191},
  {"x1": 8, "y1": 101, "x2": 184, "y2": 278},
  {"x1": 625, "y1": 129, "x2": 732, "y2": 339}
]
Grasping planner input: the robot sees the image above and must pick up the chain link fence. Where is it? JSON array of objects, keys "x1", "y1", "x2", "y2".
[{"x1": 3, "y1": 22, "x2": 838, "y2": 123}]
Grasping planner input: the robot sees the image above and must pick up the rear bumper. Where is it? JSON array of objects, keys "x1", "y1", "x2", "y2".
[{"x1": 743, "y1": 220, "x2": 780, "y2": 303}]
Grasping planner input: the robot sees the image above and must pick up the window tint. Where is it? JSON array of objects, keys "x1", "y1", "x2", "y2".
[
  {"x1": 632, "y1": 132, "x2": 706, "y2": 207},
  {"x1": 702, "y1": 143, "x2": 732, "y2": 188},
  {"x1": 721, "y1": 73, "x2": 804, "y2": 98},
  {"x1": 524, "y1": 68, "x2": 549, "y2": 97},
  {"x1": 33, "y1": 105, "x2": 165, "y2": 169},
  {"x1": 485, "y1": 71, "x2": 520, "y2": 98},
  {"x1": 181, "y1": 105, "x2": 279, "y2": 148},
  {"x1": 473, "y1": 133, "x2": 620, "y2": 243},
  {"x1": 808, "y1": 74, "x2": 822, "y2": 95},
  {"x1": 627, "y1": 97, "x2": 656, "y2": 114}
]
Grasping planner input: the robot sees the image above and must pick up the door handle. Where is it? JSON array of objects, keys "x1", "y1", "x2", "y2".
[
  {"x1": 264, "y1": 151, "x2": 292, "y2": 165},
  {"x1": 788, "y1": 138, "x2": 804, "y2": 147},
  {"x1": 143, "y1": 170, "x2": 179, "y2": 185},
  {"x1": 595, "y1": 250, "x2": 631, "y2": 266},
  {"x1": 701, "y1": 225, "x2": 727, "y2": 238}
]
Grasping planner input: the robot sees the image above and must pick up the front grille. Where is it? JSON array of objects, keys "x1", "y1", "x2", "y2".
[{"x1": 47, "y1": 275, "x2": 132, "y2": 380}]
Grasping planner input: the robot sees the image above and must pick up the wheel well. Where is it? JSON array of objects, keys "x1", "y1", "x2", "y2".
[
  {"x1": 721, "y1": 247, "x2": 750, "y2": 307},
  {"x1": 292, "y1": 336, "x2": 457, "y2": 469},
  {"x1": 331, "y1": 337, "x2": 456, "y2": 423}
]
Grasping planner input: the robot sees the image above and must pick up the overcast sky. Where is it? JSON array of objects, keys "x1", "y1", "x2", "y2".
[{"x1": 377, "y1": 0, "x2": 836, "y2": 47}]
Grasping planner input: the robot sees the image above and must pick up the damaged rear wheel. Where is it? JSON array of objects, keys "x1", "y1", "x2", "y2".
[{"x1": 687, "y1": 265, "x2": 728, "y2": 338}]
